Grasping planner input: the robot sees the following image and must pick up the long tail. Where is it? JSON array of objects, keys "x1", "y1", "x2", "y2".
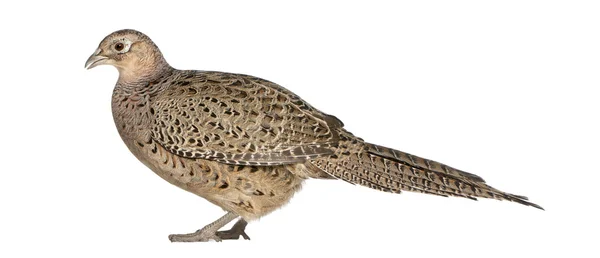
[{"x1": 310, "y1": 132, "x2": 543, "y2": 210}]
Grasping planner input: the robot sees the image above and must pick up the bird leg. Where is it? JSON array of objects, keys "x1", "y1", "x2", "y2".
[
  {"x1": 216, "y1": 219, "x2": 251, "y2": 240},
  {"x1": 169, "y1": 212, "x2": 238, "y2": 242}
]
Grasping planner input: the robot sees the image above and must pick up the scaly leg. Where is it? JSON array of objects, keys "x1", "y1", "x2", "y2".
[
  {"x1": 216, "y1": 219, "x2": 251, "y2": 240},
  {"x1": 169, "y1": 212, "x2": 238, "y2": 242}
]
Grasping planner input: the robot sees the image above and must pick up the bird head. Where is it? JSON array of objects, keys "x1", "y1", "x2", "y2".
[{"x1": 85, "y1": 29, "x2": 170, "y2": 82}]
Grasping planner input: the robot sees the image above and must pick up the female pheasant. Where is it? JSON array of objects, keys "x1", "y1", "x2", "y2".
[{"x1": 85, "y1": 29, "x2": 542, "y2": 242}]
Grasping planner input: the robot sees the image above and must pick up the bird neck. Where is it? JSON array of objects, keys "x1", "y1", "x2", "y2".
[{"x1": 116, "y1": 54, "x2": 174, "y2": 86}]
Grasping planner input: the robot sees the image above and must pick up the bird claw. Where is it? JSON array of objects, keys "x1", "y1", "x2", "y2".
[
  {"x1": 215, "y1": 219, "x2": 251, "y2": 240},
  {"x1": 168, "y1": 229, "x2": 222, "y2": 242},
  {"x1": 215, "y1": 229, "x2": 251, "y2": 240}
]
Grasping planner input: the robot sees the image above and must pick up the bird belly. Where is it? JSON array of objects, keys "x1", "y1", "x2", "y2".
[{"x1": 124, "y1": 138, "x2": 306, "y2": 220}]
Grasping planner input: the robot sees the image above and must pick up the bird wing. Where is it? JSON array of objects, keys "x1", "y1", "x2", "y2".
[{"x1": 150, "y1": 71, "x2": 342, "y2": 166}]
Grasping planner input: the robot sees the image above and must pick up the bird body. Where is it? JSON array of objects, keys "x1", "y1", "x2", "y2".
[
  {"x1": 86, "y1": 29, "x2": 542, "y2": 242},
  {"x1": 111, "y1": 69, "x2": 334, "y2": 220}
]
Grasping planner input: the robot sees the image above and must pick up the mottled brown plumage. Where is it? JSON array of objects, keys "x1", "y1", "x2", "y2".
[{"x1": 85, "y1": 29, "x2": 542, "y2": 242}]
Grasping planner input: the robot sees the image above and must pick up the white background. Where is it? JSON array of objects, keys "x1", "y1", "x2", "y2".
[{"x1": 1, "y1": 0, "x2": 598, "y2": 257}]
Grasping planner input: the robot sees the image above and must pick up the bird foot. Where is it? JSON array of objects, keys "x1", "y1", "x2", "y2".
[
  {"x1": 216, "y1": 219, "x2": 251, "y2": 240},
  {"x1": 169, "y1": 229, "x2": 222, "y2": 242}
]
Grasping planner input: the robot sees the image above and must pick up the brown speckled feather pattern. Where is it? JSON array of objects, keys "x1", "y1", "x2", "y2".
[
  {"x1": 150, "y1": 71, "x2": 340, "y2": 166},
  {"x1": 311, "y1": 132, "x2": 539, "y2": 208},
  {"x1": 112, "y1": 69, "x2": 541, "y2": 221},
  {"x1": 101, "y1": 29, "x2": 541, "y2": 227},
  {"x1": 112, "y1": 70, "x2": 338, "y2": 220}
]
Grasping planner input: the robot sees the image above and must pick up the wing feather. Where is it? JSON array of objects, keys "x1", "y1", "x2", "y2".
[{"x1": 150, "y1": 71, "x2": 340, "y2": 165}]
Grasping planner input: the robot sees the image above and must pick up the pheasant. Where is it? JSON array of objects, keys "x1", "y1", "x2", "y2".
[{"x1": 85, "y1": 29, "x2": 542, "y2": 242}]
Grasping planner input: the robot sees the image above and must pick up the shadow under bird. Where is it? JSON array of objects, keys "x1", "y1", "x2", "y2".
[{"x1": 85, "y1": 29, "x2": 543, "y2": 242}]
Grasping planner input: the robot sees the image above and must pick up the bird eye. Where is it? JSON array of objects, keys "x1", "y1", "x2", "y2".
[{"x1": 114, "y1": 43, "x2": 125, "y2": 51}]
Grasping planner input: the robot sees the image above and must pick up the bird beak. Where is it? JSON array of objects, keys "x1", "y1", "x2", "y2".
[{"x1": 85, "y1": 48, "x2": 108, "y2": 69}]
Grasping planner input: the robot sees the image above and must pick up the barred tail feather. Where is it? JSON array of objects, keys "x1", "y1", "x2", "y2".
[
  {"x1": 310, "y1": 137, "x2": 543, "y2": 210},
  {"x1": 366, "y1": 143, "x2": 543, "y2": 210}
]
